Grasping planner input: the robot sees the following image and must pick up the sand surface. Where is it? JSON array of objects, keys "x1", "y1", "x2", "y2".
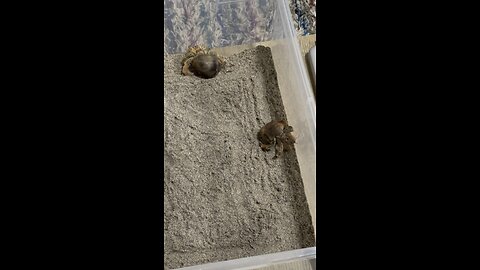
[{"x1": 164, "y1": 46, "x2": 315, "y2": 269}]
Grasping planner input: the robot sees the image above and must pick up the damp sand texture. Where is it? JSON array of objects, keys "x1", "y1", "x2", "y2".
[{"x1": 164, "y1": 46, "x2": 315, "y2": 269}]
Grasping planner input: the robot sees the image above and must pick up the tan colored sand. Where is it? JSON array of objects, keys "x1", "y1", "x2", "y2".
[{"x1": 164, "y1": 46, "x2": 314, "y2": 269}]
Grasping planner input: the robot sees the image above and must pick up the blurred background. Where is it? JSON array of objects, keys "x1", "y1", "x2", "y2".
[{"x1": 164, "y1": 0, "x2": 316, "y2": 54}]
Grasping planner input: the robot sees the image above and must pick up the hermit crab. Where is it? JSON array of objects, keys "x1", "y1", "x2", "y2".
[
  {"x1": 181, "y1": 45, "x2": 225, "y2": 79},
  {"x1": 257, "y1": 120, "x2": 296, "y2": 159}
]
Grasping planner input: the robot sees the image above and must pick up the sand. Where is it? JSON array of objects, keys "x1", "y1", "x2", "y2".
[{"x1": 164, "y1": 46, "x2": 315, "y2": 269}]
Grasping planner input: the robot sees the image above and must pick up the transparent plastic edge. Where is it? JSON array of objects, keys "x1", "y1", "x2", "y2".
[
  {"x1": 278, "y1": 0, "x2": 317, "y2": 132},
  {"x1": 174, "y1": 247, "x2": 316, "y2": 270},
  {"x1": 275, "y1": 0, "x2": 317, "y2": 235}
]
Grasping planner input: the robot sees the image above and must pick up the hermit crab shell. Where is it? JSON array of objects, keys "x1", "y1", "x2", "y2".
[{"x1": 188, "y1": 54, "x2": 223, "y2": 79}]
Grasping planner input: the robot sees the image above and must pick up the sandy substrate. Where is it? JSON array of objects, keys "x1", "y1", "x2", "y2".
[{"x1": 164, "y1": 46, "x2": 315, "y2": 269}]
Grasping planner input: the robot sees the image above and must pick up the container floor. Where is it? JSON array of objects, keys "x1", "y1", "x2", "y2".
[{"x1": 164, "y1": 46, "x2": 315, "y2": 269}]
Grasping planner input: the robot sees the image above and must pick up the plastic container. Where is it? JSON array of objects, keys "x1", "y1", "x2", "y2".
[{"x1": 164, "y1": 0, "x2": 316, "y2": 269}]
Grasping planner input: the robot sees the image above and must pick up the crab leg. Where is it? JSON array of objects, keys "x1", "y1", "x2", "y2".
[
  {"x1": 273, "y1": 140, "x2": 284, "y2": 159},
  {"x1": 182, "y1": 58, "x2": 193, "y2": 76}
]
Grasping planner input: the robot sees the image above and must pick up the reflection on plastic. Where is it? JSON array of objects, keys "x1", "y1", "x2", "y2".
[{"x1": 175, "y1": 247, "x2": 316, "y2": 270}]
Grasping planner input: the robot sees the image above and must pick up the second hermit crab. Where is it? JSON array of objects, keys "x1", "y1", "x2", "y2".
[
  {"x1": 181, "y1": 45, "x2": 225, "y2": 79},
  {"x1": 257, "y1": 120, "x2": 296, "y2": 159}
]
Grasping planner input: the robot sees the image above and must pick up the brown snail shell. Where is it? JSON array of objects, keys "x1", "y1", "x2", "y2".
[{"x1": 189, "y1": 54, "x2": 222, "y2": 79}]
